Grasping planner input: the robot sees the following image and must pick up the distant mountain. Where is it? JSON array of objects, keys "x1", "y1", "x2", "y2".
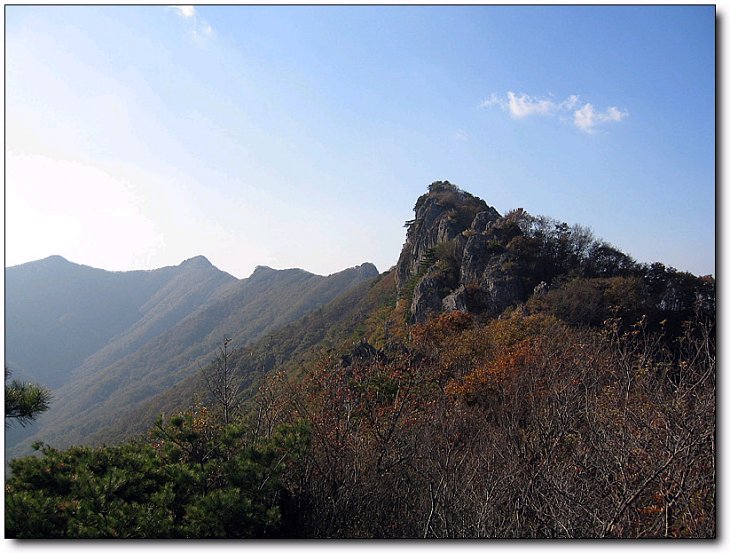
[
  {"x1": 6, "y1": 257, "x2": 378, "y2": 456},
  {"x1": 5, "y1": 255, "x2": 237, "y2": 389},
  {"x1": 96, "y1": 269, "x2": 398, "y2": 444}
]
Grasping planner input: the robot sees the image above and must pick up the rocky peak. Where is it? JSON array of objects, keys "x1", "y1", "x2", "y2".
[
  {"x1": 353, "y1": 262, "x2": 379, "y2": 278},
  {"x1": 396, "y1": 181, "x2": 496, "y2": 293},
  {"x1": 250, "y1": 265, "x2": 279, "y2": 279},
  {"x1": 179, "y1": 255, "x2": 213, "y2": 269},
  {"x1": 395, "y1": 181, "x2": 532, "y2": 323},
  {"x1": 470, "y1": 209, "x2": 501, "y2": 233}
]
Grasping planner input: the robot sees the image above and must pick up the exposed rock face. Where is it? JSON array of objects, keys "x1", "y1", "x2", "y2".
[
  {"x1": 479, "y1": 253, "x2": 524, "y2": 313},
  {"x1": 395, "y1": 181, "x2": 528, "y2": 323},
  {"x1": 533, "y1": 281, "x2": 549, "y2": 297},
  {"x1": 352, "y1": 262, "x2": 380, "y2": 279},
  {"x1": 442, "y1": 286, "x2": 468, "y2": 313},
  {"x1": 396, "y1": 191, "x2": 469, "y2": 292},
  {"x1": 411, "y1": 272, "x2": 451, "y2": 323},
  {"x1": 460, "y1": 233, "x2": 493, "y2": 285},
  {"x1": 470, "y1": 209, "x2": 501, "y2": 233}
]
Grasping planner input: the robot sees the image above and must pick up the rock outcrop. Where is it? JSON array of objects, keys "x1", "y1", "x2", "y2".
[
  {"x1": 395, "y1": 181, "x2": 526, "y2": 323},
  {"x1": 411, "y1": 272, "x2": 451, "y2": 323}
]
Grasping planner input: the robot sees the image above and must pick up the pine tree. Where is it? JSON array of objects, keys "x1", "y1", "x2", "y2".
[{"x1": 5, "y1": 367, "x2": 51, "y2": 427}]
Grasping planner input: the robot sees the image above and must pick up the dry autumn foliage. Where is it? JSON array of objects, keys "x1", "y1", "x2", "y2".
[{"x1": 253, "y1": 309, "x2": 714, "y2": 537}]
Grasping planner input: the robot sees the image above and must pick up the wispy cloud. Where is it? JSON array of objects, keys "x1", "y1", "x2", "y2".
[
  {"x1": 506, "y1": 92, "x2": 555, "y2": 118},
  {"x1": 559, "y1": 95, "x2": 580, "y2": 111},
  {"x1": 170, "y1": 5, "x2": 215, "y2": 43},
  {"x1": 480, "y1": 91, "x2": 628, "y2": 133},
  {"x1": 574, "y1": 103, "x2": 628, "y2": 133},
  {"x1": 173, "y1": 5, "x2": 196, "y2": 19},
  {"x1": 478, "y1": 93, "x2": 502, "y2": 110},
  {"x1": 453, "y1": 129, "x2": 469, "y2": 142}
]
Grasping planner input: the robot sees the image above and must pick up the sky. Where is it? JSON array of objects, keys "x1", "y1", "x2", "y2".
[{"x1": 4, "y1": 4, "x2": 716, "y2": 279}]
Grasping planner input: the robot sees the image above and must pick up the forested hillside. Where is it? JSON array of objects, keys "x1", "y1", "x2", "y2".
[{"x1": 5, "y1": 182, "x2": 714, "y2": 538}]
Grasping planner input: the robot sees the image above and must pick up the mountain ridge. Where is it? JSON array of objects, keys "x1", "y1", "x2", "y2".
[
  {"x1": 6, "y1": 255, "x2": 380, "y2": 456},
  {"x1": 5, "y1": 254, "x2": 235, "y2": 389}
]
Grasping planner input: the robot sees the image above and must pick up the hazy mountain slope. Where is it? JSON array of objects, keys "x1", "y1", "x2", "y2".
[
  {"x1": 9, "y1": 262, "x2": 379, "y2": 455},
  {"x1": 70, "y1": 256, "x2": 239, "y2": 379},
  {"x1": 5, "y1": 255, "x2": 237, "y2": 389},
  {"x1": 97, "y1": 269, "x2": 396, "y2": 444},
  {"x1": 7, "y1": 257, "x2": 169, "y2": 387},
  {"x1": 5, "y1": 255, "x2": 238, "y2": 451}
]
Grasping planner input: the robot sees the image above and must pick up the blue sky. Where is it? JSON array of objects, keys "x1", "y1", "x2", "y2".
[{"x1": 5, "y1": 5, "x2": 715, "y2": 278}]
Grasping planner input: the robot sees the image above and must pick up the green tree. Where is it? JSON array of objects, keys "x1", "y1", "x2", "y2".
[
  {"x1": 5, "y1": 404, "x2": 309, "y2": 538},
  {"x1": 5, "y1": 367, "x2": 51, "y2": 427}
]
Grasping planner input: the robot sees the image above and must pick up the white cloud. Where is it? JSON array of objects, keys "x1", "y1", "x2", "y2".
[
  {"x1": 506, "y1": 91, "x2": 555, "y2": 118},
  {"x1": 574, "y1": 103, "x2": 629, "y2": 133},
  {"x1": 573, "y1": 103, "x2": 598, "y2": 133},
  {"x1": 173, "y1": 6, "x2": 196, "y2": 19},
  {"x1": 454, "y1": 129, "x2": 469, "y2": 142},
  {"x1": 560, "y1": 94, "x2": 580, "y2": 111},
  {"x1": 605, "y1": 106, "x2": 629, "y2": 122},
  {"x1": 480, "y1": 91, "x2": 628, "y2": 133}
]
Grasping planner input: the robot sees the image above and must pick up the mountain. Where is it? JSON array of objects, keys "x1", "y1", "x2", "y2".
[
  {"x1": 5, "y1": 255, "x2": 236, "y2": 389},
  {"x1": 395, "y1": 181, "x2": 714, "y2": 327},
  {"x1": 6, "y1": 257, "x2": 378, "y2": 456},
  {"x1": 104, "y1": 183, "x2": 713, "y2": 449}
]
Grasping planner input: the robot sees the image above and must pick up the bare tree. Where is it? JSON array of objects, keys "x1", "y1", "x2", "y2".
[{"x1": 201, "y1": 337, "x2": 242, "y2": 426}]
